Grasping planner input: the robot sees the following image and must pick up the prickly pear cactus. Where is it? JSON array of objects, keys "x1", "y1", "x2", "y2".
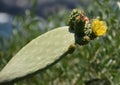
[
  {"x1": 0, "y1": 9, "x2": 107, "y2": 84},
  {"x1": 0, "y1": 26, "x2": 74, "y2": 84}
]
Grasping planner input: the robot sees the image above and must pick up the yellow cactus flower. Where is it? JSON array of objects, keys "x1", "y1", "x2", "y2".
[{"x1": 92, "y1": 18, "x2": 107, "y2": 36}]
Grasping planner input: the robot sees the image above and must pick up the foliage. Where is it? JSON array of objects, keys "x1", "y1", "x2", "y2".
[{"x1": 0, "y1": 0, "x2": 120, "y2": 85}]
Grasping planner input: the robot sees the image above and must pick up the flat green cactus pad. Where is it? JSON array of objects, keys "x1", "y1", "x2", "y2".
[{"x1": 0, "y1": 26, "x2": 74, "y2": 84}]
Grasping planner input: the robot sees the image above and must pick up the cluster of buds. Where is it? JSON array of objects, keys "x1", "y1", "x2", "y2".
[{"x1": 68, "y1": 9, "x2": 107, "y2": 45}]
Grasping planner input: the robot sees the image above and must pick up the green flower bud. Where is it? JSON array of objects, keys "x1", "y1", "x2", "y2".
[
  {"x1": 68, "y1": 8, "x2": 85, "y2": 34},
  {"x1": 75, "y1": 35, "x2": 90, "y2": 45}
]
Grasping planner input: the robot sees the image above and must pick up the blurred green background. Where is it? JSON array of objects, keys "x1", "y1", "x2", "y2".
[{"x1": 0, "y1": 0, "x2": 120, "y2": 85}]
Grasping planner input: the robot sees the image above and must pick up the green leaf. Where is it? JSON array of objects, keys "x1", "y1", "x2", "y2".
[{"x1": 0, "y1": 26, "x2": 74, "y2": 84}]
